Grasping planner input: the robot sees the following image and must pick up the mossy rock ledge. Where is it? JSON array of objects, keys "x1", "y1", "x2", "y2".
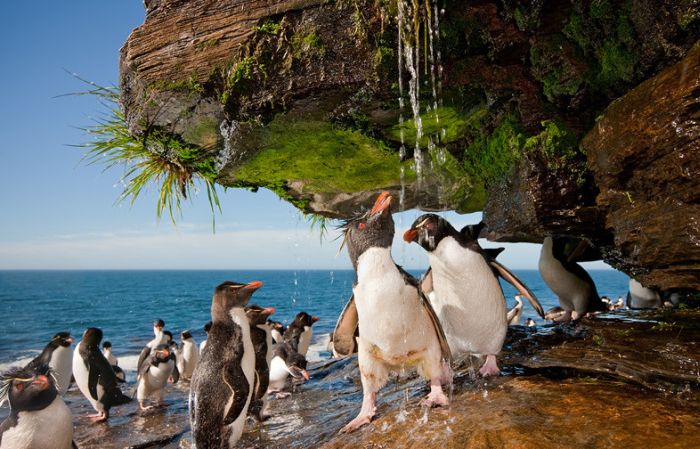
[{"x1": 119, "y1": 0, "x2": 700, "y2": 290}]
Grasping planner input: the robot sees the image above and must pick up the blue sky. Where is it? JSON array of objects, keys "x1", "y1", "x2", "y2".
[{"x1": 0, "y1": 2, "x2": 610, "y2": 270}]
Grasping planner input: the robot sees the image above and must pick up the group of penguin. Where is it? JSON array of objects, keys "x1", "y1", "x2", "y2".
[
  {"x1": 0, "y1": 302, "x2": 320, "y2": 449},
  {"x1": 0, "y1": 189, "x2": 678, "y2": 448}
]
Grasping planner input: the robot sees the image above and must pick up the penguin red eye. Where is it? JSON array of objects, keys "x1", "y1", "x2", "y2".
[
  {"x1": 426, "y1": 222, "x2": 434, "y2": 230},
  {"x1": 358, "y1": 223, "x2": 366, "y2": 230},
  {"x1": 16, "y1": 383, "x2": 24, "y2": 391}
]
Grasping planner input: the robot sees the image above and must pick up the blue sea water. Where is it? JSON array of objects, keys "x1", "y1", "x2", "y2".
[{"x1": 0, "y1": 269, "x2": 629, "y2": 370}]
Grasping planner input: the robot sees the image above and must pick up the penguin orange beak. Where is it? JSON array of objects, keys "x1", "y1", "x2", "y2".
[
  {"x1": 262, "y1": 307, "x2": 276, "y2": 316},
  {"x1": 311, "y1": 316, "x2": 320, "y2": 322},
  {"x1": 301, "y1": 370, "x2": 310, "y2": 381},
  {"x1": 244, "y1": 281, "x2": 263, "y2": 291},
  {"x1": 32, "y1": 375, "x2": 49, "y2": 390},
  {"x1": 370, "y1": 191, "x2": 392, "y2": 215},
  {"x1": 403, "y1": 228, "x2": 418, "y2": 242}
]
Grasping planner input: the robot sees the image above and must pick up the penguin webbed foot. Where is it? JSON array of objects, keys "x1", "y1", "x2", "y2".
[
  {"x1": 85, "y1": 411, "x2": 108, "y2": 423},
  {"x1": 478, "y1": 355, "x2": 501, "y2": 377},
  {"x1": 420, "y1": 383, "x2": 449, "y2": 408},
  {"x1": 273, "y1": 391, "x2": 292, "y2": 399},
  {"x1": 340, "y1": 391, "x2": 377, "y2": 434}
]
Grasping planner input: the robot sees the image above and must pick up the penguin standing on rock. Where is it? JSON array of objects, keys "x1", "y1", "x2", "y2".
[
  {"x1": 539, "y1": 236, "x2": 607, "y2": 321},
  {"x1": 25, "y1": 332, "x2": 73, "y2": 396},
  {"x1": 0, "y1": 365, "x2": 77, "y2": 449},
  {"x1": 267, "y1": 342, "x2": 309, "y2": 398},
  {"x1": 334, "y1": 192, "x2": 453, "y2": 433},
  {"x1": 176, "y1": 331, "x2": 198, "y2": 381},
  {"x1": 199, "y1": 321, "x2": 212, "y2": 353},
  {"x1": 136, "y1": 344, "x2": 178, "y2": 410},
  {"x1": 102, "y1": 342, "x2": 125, "y2": 383},
  {"x1": 244, "y1": 304, "x2": 276, "y2": 420},
  {"x1": 403, "y1": 214, "x2": 544, "y2": 376},
  {"x1": 72, "y1": 327, "x2": 131, "y2": 422},
  {"x1": 283, "y1": 312, "x2": 320, "y2": 358},
  {"x1": 268, "y1": 320, "x2": 286, "y2": 344},
  {"x1": 189, "y1": 280, "x2": 263, "y2": 448},
  {"x1": 507, "y1": 295, "x2": 524, "y2": 326},
  {"x1": 136, "y1": 319, "x2": 167, "y2": 374}
]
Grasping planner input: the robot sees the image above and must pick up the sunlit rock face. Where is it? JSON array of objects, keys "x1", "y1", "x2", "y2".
[
  {"x1": 120, "y1": 0, "x2": 699, "y2": 286},
  {"x1": 582, "y1": 42, "x2": 700, "y2": 291}
]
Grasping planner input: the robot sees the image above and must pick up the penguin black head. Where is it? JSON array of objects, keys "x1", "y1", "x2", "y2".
[
  {"x1": 267, "y1": 319, "x2": 285, "y2": 333},
  {"x1": 403, "y1": 213, "x2": 459, "y2": 252},
  {"x1": 181, "y1": 330, "x2": 193, "y2": 341},
  {"x1": 51, "y1": 332, "x2": 73, "y2": 348},
  {"x1": 291, "y1": 311, "x2": 320, "y2": 328},
  {"x1": 340, "y1": 191, "x2": 395, "y2": 269},
  {"x1": 211, "y1": 280, "x2": 264, "y2": 322},
  {"x1": 163, "y1": 330, "x2": 173, "y2": 343},
  {"x1": 82, "y1": 327, "x2": 103, "y2": 347},
  {"x1": 152, "y1": 344, "x2": 172, "y2": 363},
  {"x1": 0, "y1": 365, "x2": 57, "y2": 412},
  {"x1": 203, "y1": 321, "x2": 212, "y2": 334},
  {"x1": 245, "y1": 304, "x2": 276, "y2": 326},
  {"x1": 103, "y1": 341, "x2": 112, "y2": 350},
  {"x1": 153, "y1": 319, "x2": 165, "y2": 330},
  {"x1": 275, "y1": 343, "x2": 310, "y2": 381}
]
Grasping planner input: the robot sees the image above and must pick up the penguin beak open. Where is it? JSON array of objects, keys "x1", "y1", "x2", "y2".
[
  {"x1": 244, "y1": 280, "x2": 263, "y2": 291},
  {"x1": 403, "y1": 228, "x2": 418, "y2": 242},
  {"x1": 370, "y1": 191, "x2": 392, "y2": 216},
  {"x1": 32, "y1": 375, "x2": 49, "y2": 390}
]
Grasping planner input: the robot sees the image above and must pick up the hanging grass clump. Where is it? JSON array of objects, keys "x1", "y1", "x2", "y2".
[{"x1": 74, "y1": 78, "x2": 222, "y2": 230}]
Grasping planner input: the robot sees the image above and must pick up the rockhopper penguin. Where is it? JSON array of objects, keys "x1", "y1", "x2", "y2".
[
  {"x1": 136, "y1": 343, "x2": 178, "y2": 410},
  {"x1": 176, "y1": 331, "x2": 199, "y2": 381},
  {"x1": 335, "y1": 192, "x2": 453, "y2": 433},
  {"x1": 282, "y1": 311, "x2": 320, "y2": 358},
  {"x1": 267, "y1": 342, "x2": 309, "y2": 397},
  {"x1": 0, "y1": 364, "x2": 77, "y2": 449},
  {"x1": 25, "y1": 332, "x2": 73, "y2": 396},
  {"x1": 189, "y1": 280, "x2": 262, "y2": 448},
  {"x1": 72, "y1": 327, "x2": 131, "y2": 422},
  {"x1": 244, "y1": 304, "x2": 276, "y2": 420},
  {"x1": 403, "y1": 214, "x2": 544, "y2": 376}
]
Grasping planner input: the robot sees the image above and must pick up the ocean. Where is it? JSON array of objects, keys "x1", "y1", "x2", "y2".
[{"x1": 0, "y1": 269, "x2": 629, "y2": 374}]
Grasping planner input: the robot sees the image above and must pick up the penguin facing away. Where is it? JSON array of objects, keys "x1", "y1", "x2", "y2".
[
  {"x1": 102, "y1": 341, "x2": 125, "y2": 383},
  {"x1": 136, "y1": 343, "x2": 178, "y2": 410},
  {"x1": 25, "y1": 332, "x2": 73, "y2": 396},
  {"x1": 72, "y1": 327, "x2": 131, "y2": 422},
  {"x1": 336, "y1": 192, "x2": 452, "y2": 433},
  {"x1": 627, "y1": 278, "x2": 662, "y2": 309},
  {"x1": 189, "y1": 280, "x2": 262, "y2": 449},
  {"x1": 199, "y1": 321, "x2": 212, "y2": 353},
  {"x1": 403, "y1": 214, "x2": 544, "y2": 376},
  {"x1": 267, "y1": 320, "x2": 286, "y2": 344},
  {"x1": 283, "y1": 311, "x2": 320, "y2": 357},
  {"x1": 539, "y1": 236, "x2": 607, "y2": 321},
  {"x1": 177, "y1": 331, "x2": 199, "y2": 381},
  {"x1": 0, "y1": 364, "x2": 77, "y2": 449},
  {"x1": 244, "y1": 304, "x2": 276, "y2": 420}
]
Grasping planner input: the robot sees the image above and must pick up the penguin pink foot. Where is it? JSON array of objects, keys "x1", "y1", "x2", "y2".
[
  {"x1": 420, "y1": 383, "x2": 449, "y2": 408},
  {"x1": 479, "y1": 354, "x2": 500, "y2": 377},
  {"x1": 339, "y1": 391, "x2": 377, "y2": 433},
  {"x1": 85, "y1": 411, "x2": 108, "y2": 422}
]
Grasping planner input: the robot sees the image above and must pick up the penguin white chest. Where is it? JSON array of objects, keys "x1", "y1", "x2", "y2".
[
  {"x1": 72, "y1": 343, "x2": 104, "y2": 411},
  {"x1": 539, "y1": 239, "x2": 592, "y2": 311},
  {"x1": 180, "y1": 340, "x2": 199, "y2": 377},
  {"x1": 50, "y1": 346, "x2": 73, "y2": 395},
  {"x1": 226, "y1": 308, "x2": 255, "y2": 446},
  {"x1": 429, "y1": 238, "x2": 507, "y2": 355},
  {"x1": 354, "y1": 248, "x2": 428, "y2": 355},
  {"x1": 298, "y1": 326, "x2": 313, "y2": 357},
  {"x1": 268, "y1": 355, "x2": 290, "y2": 390},
  {"x1": 0, "y1": 397, "x2": 73, "y2": 449}
]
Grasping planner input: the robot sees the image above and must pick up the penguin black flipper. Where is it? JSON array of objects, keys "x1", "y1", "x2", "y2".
[
  {"x1": 222, "y1": 363, "x2": 250, "y2": 426},
  {"x1": 72, "y1": 440, "x2": 79, "y2": 449},
  {"x1": 87, "y1": 362, "x2": 100, "y2": 401},
  {"x1": 0, "y1": 413, "x2": 18, "y2": 446},
  {"x1": 483, "y1": 247, "x2": 505, "y2": 261},
  {"x1": 397, "y1": 265, "x2": 452, "y2": 363},
  {"x1": 489, "y1": 260, "x2": 545, "y2": 319},
  {"x1": 332, "y1": 294, "x2": 359, "y2": 357},
  {"x1": 170, "y1": 358, "x2": 180, "y2": 384},
  {"x1": 136, "y1": 346, "x2": 151, "y2": 380}
]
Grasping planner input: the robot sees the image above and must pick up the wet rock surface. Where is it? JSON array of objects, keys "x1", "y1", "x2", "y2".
[{"x1": 38, "y1": 310, "x2": 698, "y2": 448}]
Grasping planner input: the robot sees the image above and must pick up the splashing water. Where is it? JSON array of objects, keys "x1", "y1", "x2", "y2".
[{"x1": 217, "y1": 119, "x2": 238, "y2": 171}]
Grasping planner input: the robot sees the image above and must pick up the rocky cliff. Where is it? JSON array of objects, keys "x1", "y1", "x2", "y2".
[{"x1": 118, "y1": 0, "x2": 700, "y2": 289}]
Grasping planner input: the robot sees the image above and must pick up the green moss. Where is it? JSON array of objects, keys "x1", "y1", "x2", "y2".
[
  {"x1": 596, "y1": 40, "x2": 636, "y2": 87},
  {"x1": 428, "y1": 146, "x2": 483, "y2": 212},
  {"x1": 182, "y1": 117, "x2": 220, "y2": 150},
  {"x1": 254, "y1": 20, "x2": 283, "y2": 35},
  {"x1": 291, "y1": 32, "x2": 325, "y2": 59},
  {"x1": 232, "y1": 116, "x2": 415, "y2": 195},
  {"x1": 374, "y1": 46, "x2": 394, "y2": 68},
  {"x1": 563, "y1": 14, "x2": 590, "y2": 54},
  {"x1": 220, "y1": 56, "x2": 266, "y2": 105},
  {"x1": 530, "y1": 37, "x2": 586, "y2": 102},
  {"x1": 149, "y1": 74, "x2": 204, "y2": 96},
  {"x1": 589, "y1": 0, "x2": 612, "y2": 20},
  {"x1": 523, "y1": 120, "x2": 580, "y2": 168},
  {"x1": 386, "y1": 106, "x2": 480, "y2": 147},
  {"x1": 463, "y1": 114, "x2": 525, "y2": 188},
  {"x1": 195, "y1": 38, "x2": 221, "y2": 51}
]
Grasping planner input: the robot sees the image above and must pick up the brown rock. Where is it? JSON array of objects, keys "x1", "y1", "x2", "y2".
[{"x1": 583, "y1": 42, "x2": 700, "y2": 291}]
